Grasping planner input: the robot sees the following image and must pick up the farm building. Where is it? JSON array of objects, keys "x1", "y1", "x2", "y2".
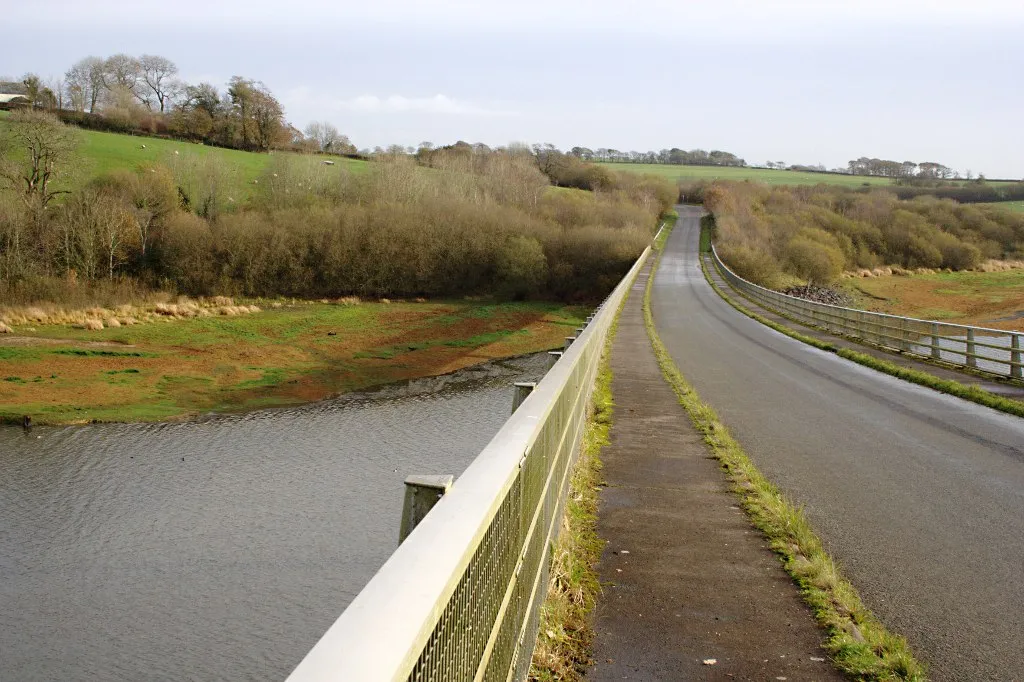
[{"x1": 0, "y1": 94, "x2": 31, "y2": 110}]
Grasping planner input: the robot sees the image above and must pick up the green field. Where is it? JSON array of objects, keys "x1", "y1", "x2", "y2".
[
  {"x1": 605, "y1": 162, "x2": 1020, "y2": 189},
  {"x1": 0, "y1": 112, "x2": 367, "y2": 200},
  {"x1": 983, "y1": 201, "x2": 1024, "y2": 213},
  {"x1": 603, "y1": 163, "x2": 895, "y2": 187}
]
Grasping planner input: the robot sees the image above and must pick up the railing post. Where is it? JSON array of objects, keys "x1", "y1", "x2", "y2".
[
  {"x1": 399, "y1": 475, "x2": 454, "y2": 544},
  {"x1": 966, "y1": 328, "x2": 977, "y2": 368},
  {"x1": 931, "y1": 323, "x2": 941, "y2": 360},
  {"x1": 1012, "y1": 334, "x2": 1022, "y2": 379},
  {"x1": 511, "y1": 382, "x2": 536, "y2": 413},
  {"x1": 547, "y1": 350, "x2": 563, "y2": 369},
  {"x1": 575, "y1": 327, "x2": 585, "y2": 337},
  {"x1": 564, "y1": 336, "x2": 576, "y2": 350}
]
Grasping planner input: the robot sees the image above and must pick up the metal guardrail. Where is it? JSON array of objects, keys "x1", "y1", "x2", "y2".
[
  {"x1": 287, "y1": 246, "x2": 652, "y2": 682},
  {"x1": 709, "y1": 244, "x2": 1024, "y2": 380}
]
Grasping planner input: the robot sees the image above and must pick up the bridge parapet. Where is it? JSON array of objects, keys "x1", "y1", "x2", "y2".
[{"x1": 286, "y1": 245, "x2": 651, "y2": 682}]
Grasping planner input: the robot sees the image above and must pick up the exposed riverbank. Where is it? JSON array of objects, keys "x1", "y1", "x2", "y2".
[
  {"x1": 846, "y1": 267, "x2": 1024, "y2": 332},
  {"x1": 0, "y1": 299, "x2": 587, "y2": 425}
]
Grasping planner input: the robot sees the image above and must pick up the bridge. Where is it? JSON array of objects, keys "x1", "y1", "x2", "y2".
[{"x1": 287, "y1": 207, "x2": 1024, "y2": 680}]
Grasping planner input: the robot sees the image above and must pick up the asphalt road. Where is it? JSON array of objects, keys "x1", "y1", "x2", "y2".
[{"x1": 652, "y1": 206, "x2": 1024, "y2": 680}]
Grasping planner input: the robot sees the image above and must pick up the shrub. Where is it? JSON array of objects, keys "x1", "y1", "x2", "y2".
[
  {"x1": 705, "y1": 181, "x2": 1024, "y2": 288},
  {"x1": 495, "y1": 236, "x2": 547, "y2": 299}
]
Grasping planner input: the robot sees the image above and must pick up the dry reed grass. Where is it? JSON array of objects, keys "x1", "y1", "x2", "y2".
[{"x1": 0, "y1": 295, "x2": 258, "y2": 330}]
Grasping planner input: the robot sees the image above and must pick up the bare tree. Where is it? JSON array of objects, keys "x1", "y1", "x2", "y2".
[
  {"x1": 96, "y1": 195, "x2": 138, "y2": 279},
  {"x1": 139, "y1": 55, "x2": 179, "y2": 112},
  {"x1": 65, "y1": 56, "x2": 106, "y2": 112},
  {"x1": 0, "y1": 110, "x2": 81, "y2": 210},
  {"x1": 303, "y1": 120, "x2": 341, "y2": 152},
  {"x1": 102, "y1": 54, "x2": 144, "y2": 106},
  {"x1": 48, "y1": 75, "x2": 66, "y2": 110}
]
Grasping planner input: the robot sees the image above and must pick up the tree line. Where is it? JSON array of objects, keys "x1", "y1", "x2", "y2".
[
  {"x1": 846, "y1": 157, "x2": 961, "y2": 180},
  {"x1": 565, "y1": 146, "x2": 747, "y2": 167},
  {"x1": 3, "y1": 55, "x2": 353, "y2": 155},
  {"x1": 0, "y1": 110, "x2": 676, "y2": 306}
]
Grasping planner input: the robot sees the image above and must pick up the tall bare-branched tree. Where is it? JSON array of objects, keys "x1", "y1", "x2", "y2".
[
  {"x1": 139, "y1": 55, "x2": 180, "y2": 112},
  {"x1": 0, "y1": 110, "x2": 81, "y2": 210},
  {"x1": 65, "y1": 56, "x2": 106, "y2": 112},
  {"x1": 102, "y1": 54, "x2": 143, "y2": 106},
  {"x1": 303, "y1": 121, "x2": 340, "y2": 152}
]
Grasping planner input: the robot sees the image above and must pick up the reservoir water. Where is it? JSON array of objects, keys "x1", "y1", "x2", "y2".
[{"x1": 0, "y1": 352, "x2": 548, "y2": 681}]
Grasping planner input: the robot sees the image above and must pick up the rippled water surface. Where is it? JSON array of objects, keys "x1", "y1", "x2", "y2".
[{"x1": 0, "y1": 354, "x2": 548, "y2": 681}]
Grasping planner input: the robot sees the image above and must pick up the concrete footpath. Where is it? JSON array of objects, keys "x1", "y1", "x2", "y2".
[{"x1": 587, "y1": 259, "x2": 843, "y2": 681}]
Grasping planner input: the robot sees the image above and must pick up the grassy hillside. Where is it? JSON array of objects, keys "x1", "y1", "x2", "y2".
[
  {"x1": 0, "y1": 112, "x2": 367, "y2": 201},
  {"x1": 605, "y1": 162, "x2": 1019, "y2": 189}
]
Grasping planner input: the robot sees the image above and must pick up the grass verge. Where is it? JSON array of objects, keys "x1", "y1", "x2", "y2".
[
  {"x1": 529, "y1": 270, "x2": 633, "y2": 680},
  {"x1": 700, "y1": 251, "x2": 1024, "y2": 419},
  {"x1": 646, "y1": 229, "x2": 926, "y2": 680}
]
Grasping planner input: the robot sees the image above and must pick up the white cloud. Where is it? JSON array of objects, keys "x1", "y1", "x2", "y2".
[
  {"x1": 285, "y1": 88, "x2": 518, "y2": 119},
  {"x1": 343, "y1": 95, "x2": 516, "y2": 116}
]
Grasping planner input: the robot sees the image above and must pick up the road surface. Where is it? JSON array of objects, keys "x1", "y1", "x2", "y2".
[{"x1": 651, "y1": 206, "x2": 1024, "y2": 680}]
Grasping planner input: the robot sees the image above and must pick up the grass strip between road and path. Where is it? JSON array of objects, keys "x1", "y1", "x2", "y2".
[
  {"x1": 645, "y1": 229, "x2": 927, "y2": 680},
  {"x1": 530, "y1": 261, "x2": 635, "y2": 681},
  {"x1": 699, "y1": 249, "x2": 1024, "y2": 420}
]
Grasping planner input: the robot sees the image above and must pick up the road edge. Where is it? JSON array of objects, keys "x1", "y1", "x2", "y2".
[{"x1": 645, "y1": 224, "x2": 927, "y2": 681}]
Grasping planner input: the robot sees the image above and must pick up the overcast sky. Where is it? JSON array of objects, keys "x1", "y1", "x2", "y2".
[{"x1": 5, "y1": 0, "x2": 1023, "y2": 177}]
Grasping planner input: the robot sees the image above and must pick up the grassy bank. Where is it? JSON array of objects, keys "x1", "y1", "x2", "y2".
[
  {"x1": 646, "y1": 230, "x2": 925, "y2": 679},
  {"x1": 849, "y1": 268, "x2": 1024, "y2": 331},
  {"x1": 530, "y1": 334, "x2": 613, "y2": 681},
  {"x1": 0, "y1": 299, "x2": 587, "y2": 425}
]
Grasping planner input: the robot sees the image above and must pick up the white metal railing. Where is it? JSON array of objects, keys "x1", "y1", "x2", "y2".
[
  {"x1": 709, "y1": 244, "x2": 1024, "y2": 380},
  {"x1": 287, "y1": 246, "x2": 651, "y2": 682}
]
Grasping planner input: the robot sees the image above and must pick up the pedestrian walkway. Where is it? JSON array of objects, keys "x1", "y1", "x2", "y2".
[{"x1": 587, "y1": 260, "x2": 844, "y2": 681}]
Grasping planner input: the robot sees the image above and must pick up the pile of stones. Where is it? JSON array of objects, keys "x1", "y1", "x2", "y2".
[{"x1": 781, "y1": 284, "x2": 852, "y2": 307}]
